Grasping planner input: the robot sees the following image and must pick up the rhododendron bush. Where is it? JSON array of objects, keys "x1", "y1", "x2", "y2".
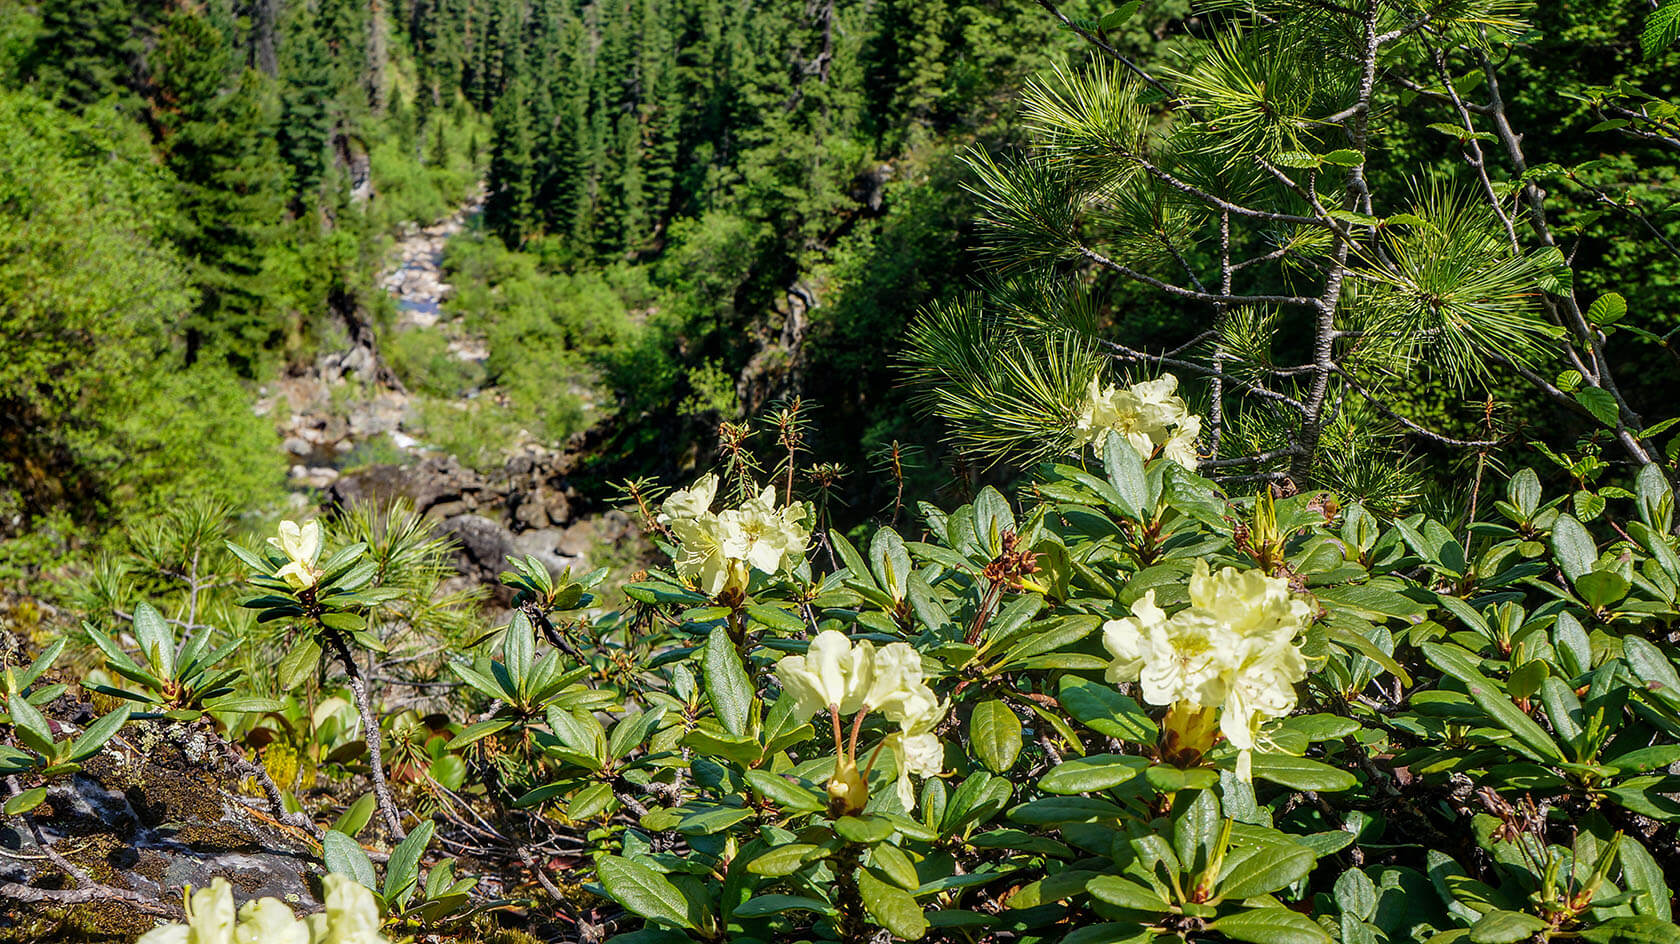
[
  {"x1": 12, "y1": 378, "x2": 1680, "y2": 944},
  {"x1": 563, "y1": 423, "x2": 1680, "y2": 944}
]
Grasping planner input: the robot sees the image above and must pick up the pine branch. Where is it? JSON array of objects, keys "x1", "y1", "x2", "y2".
[{"x1": 1096, "y1": 338, "x2": 1309, "y2": 414}]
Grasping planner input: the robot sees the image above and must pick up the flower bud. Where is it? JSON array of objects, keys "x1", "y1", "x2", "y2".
[{"x1": 827, "y1": 755, "x2": 868, "y2": 816}]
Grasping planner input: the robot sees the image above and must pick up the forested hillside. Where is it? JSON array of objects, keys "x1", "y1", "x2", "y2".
[
  {"x1": 10, "y1": 3, "x2": 1680, "y2": 941},
  {"x1": 1, "y1": 0, "x2": 1114, "y2": 574},
  {"x1": 444, "y1": 0, "x2": 1106, "y2": 491},
  {"x1": 1, "y1": 0, "x2": 476, "y2": 558}
]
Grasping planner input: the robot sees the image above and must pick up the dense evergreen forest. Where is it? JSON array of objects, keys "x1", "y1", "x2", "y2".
[
  {"x1": 6, "y1": 0, "x2": 1680, "y2": 579},
  {"x1": 0, "y1": 0, "x2": 1105, "y2": 581}
]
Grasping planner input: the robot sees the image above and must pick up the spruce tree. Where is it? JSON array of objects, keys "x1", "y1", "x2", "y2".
[
  {"x1": 277, "y1": 2, "x2": 335, "y2": 205},
  {"x1": 26, "y1": 0, "x2": 153, "y2": 109},
  {"x1": 484, "y1": 80, "x2": 536, "y2": 244},
  {"x1": 152, "y1": 10, "x2": 285, "y2": 372}
]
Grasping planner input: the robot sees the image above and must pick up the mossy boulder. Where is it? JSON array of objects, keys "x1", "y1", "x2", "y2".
[{"x1": 0, "y1": 719, "x2": 319, "y2": 941}]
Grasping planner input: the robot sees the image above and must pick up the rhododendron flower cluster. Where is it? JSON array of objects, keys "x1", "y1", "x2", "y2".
[
  {"x1": 138, "y1": 875, "x2": 389, "y2": 944},
  {"x1": 776, "y1": 630, "x2": 945, "y2": 810},
  {"x1": 1073, "y1": 373, "x2": 1201, "y2": 469},
  {"x1": 1102, "y1": 560, "x2": 1313, "y2": 778},
  {"x1": 658, "y1": 474, "x2": 812, "y2": 597},
  {"x1": 269, "y1": 519, "x2": 322, "y2": 591}
]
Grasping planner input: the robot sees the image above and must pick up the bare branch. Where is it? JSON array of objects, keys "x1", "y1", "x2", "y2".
[
  {"x1": 1097, "y1": 338, "x2": 1309, "y2": 414},
  {"x1": 1030, "y1": 0, "x2": 1176, "y2": 101},
  {"x1": 0, "y1": 882, "x2": 180, "y2": 917},
  {"x1": 1200, "y1": 445, "x2": 1305, "y2": 468},
  {"x1": 1476, "y1": 45, "x2": 1655, "y2": 465},
  {"x1": 1291, "y1": 0, "x2": 1382, "y2": 479},
  {"x1": 1122, "y1": 151, "x2": 1327, "y2": 227},
  {"x1": 1077, "y1": 247, "x2": 1322, "y2": 309},
  {"x1": 1331, "y1": 367, "x2": 1501, "y2": 448},
  {"x1": 1391, "y1": 73, "x2": 1493, "y2": 113}
]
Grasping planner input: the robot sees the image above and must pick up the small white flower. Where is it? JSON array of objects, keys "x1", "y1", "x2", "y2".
[
  {"x1": 1135, "y1": 609, "x2": 1230, "y2": 708},
  {"x1": 1187, "y1": 559, "x2": 1314, "y2": 645},
  {"x1": 183, "y1": 879, "x2": 236, "y2": 944},
  {"x1": 724, "y1": 485, "x2": 811, "y2": 574}
]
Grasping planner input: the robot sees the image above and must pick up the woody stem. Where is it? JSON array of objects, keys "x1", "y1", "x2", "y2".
[{"x1": 324, "y1": 631, "x2": 406, "y2": 840}]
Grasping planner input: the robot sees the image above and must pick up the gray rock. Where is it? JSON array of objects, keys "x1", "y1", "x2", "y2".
[
  {"x1": 511, "y1": 488, "x2": 561, "y2": 531},
  {"x1": 0, "y1": 717, "x2": 320, "y2": 939},
  {"x1": 511, "y1": 527, "x2": 579, "y2": 577},
  {"x1": 437, "y1": 514, "x2": 518, "y2": 583},
  {"x1": 427, "y1": 500, "x2": 469, "y2": 520},
  {"x1": 327, "y1": 456, "x2": 485, "y2": 515},
  {"x1": 541, "y1": 488, "x2": 572, "y2": 526},
  {"x1": 283, "y1": 436, "x2": 312, "y2": 456}
]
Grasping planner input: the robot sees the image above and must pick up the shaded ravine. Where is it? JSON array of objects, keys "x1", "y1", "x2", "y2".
[
  {"x1": 264, "y1": 194, "x2": 640, "y2": 584},
  {"x1": 256, "y1": 196, "x2": 487, "y2": 490}
]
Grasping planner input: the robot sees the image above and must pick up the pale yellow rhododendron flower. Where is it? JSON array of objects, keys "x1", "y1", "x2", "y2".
[
  {"x1": 269, "y1": 519, "x2": 323, "y2": 590},
  {"x1": 720, "y1": 485, "x2": 811, "y2": 575},
  {"x1": 775, "y1": 631, "x2": 944, "y2": 810},
  {"x1": 1102, "y1": 561, "x2": 1312, "y2": 778},
  {"x1": 310, "y1": 874, "x2": 388, "y2": 944},
  {"x1": 658, "y1": 475, "x2": 811, "y2": 596},
  {"x1": 137, "y1": 876, "x2": 389, "y2": 944},
  {"x1": 1072, "y1": 373, "x2": 1202, "y2": 470},
  {"x1": 883, "y1": 690, "x2": 947, "y2": 809},
  {"x1": 776, "y1": 629, "x2": 878, "y2": 718},
  {"x1": 236, "y1": 899, "x2": 310, "y2": 944},
  {"x1": 660, "y1": 473, "x2": 720, "y2": 522},
  {"x1": 138, "y1": 877, "x2": 236, "y2": 944}
]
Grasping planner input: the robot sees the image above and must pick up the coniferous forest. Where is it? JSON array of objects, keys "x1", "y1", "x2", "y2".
[{"x1": 8, "y1": 2, "x2": 1680, "y2": 943}]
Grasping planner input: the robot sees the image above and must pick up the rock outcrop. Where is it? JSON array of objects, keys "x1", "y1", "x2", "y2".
[
  {"x1": 327, "y1": 450, "x2": 639, "y2": 586},
  {"x1": 0, "y1": 712, "x2": 319, "y2": 941}
]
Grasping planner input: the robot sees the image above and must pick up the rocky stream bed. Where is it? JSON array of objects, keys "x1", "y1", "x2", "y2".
[{"x1": 255, "y1": 196, "x2": 638, "y2": 588}]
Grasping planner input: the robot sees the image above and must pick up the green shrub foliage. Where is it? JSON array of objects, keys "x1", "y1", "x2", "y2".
[
  {"x1": 14, "y1": 424, "x2": 1680, "y2": 942},
  {"x1": 9, "y1": 0, "x2": 1680, "y2": 942}
]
